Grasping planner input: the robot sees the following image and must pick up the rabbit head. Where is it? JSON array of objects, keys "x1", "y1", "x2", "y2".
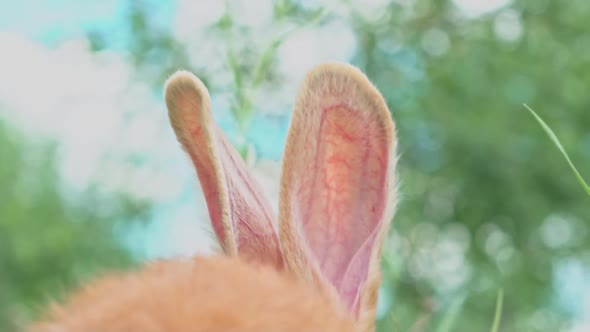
[{"x1": 27, "y1": 62, "x2": 398, "y2": 332}]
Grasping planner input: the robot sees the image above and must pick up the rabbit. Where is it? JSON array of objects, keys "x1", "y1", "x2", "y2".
[{"x1": 27, "y1": 62, "x2": 398, "y2": 332}]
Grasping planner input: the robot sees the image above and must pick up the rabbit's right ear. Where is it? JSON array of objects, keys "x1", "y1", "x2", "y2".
[
  {"x1": 164, "y1": 71, "x2": 283, "y2": 269},
  {"x1": 279, "y1": 63, "x2": 398, "y2": 331}
]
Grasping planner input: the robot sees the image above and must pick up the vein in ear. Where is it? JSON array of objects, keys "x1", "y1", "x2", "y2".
[{"x1": 304, "y1": 103, "x2": 388, "y2": 306}]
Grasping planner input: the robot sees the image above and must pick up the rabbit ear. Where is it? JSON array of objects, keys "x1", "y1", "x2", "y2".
[
  {"x1": 279, "y1": 63, "x2": 398, "y2": 328},
  {"x1": 165, "y1": 71, "x2": 283, "y2": 269}
]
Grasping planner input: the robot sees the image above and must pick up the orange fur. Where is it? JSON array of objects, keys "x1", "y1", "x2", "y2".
[{"x1": 28, "y1": 256, "x2": 354, "y2": 332}]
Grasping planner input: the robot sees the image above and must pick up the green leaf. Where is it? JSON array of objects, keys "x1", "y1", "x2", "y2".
[
  {"x1": 524, "y1": 104, "x2": 590, "y2": 196},
  {"x1": 490, "y1": 289, "x2": 504, "y2": 332},
  {"x1": 252, "y1": 38, "x2": 283, "y2": 88}
]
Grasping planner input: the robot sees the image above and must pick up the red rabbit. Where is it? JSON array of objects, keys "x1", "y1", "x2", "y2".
[{"x1": 28, "y1": 62, "x2": 399, "y2": 332}]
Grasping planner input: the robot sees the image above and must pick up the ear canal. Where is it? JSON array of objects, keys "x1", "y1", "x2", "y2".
[
  {"x1": 279, "y1": 63, "x2": 398, "y2": 329},
  {"x1": 164, "y1": 70, "x2": 283, "y2": 269}
]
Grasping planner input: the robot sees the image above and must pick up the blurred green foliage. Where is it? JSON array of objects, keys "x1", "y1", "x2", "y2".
[
  {"x1": 0, "y1": 121, "x2": 149, "y2": 331},
  {"x1": 3, "y1": 0, "x2": 589, "y2": 331}
]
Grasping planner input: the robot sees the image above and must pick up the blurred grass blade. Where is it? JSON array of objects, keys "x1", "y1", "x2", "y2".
[
  {"x1": 490, "y1": 289, "x2": 504, "y2": 332},
  {"x1": 252, "y1": 38, "x2": 283, "y2": 87},
  {"x1": 524, "y1": 104, "x2": 590, "y2": 196},
  {"x1": 434, "y1": 296, "x2": 465, "y2": 332}
]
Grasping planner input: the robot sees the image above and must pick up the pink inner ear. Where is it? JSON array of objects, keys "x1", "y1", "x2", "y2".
[
  {"x1": 286, "y1": 100, "x2": 390, "y2": 313},
  {"x1": 185, "y1": 123, "x2": 284, "y2": 269},
  {"x1": 166, "y1": 75, "x2": 283, "y2": 269},
  {"x1": 213, "y1": 127, "x2": 284, "y2": 268},
  {"x1": 339, "y1": 228, "x2": 381, "y2": 314}
]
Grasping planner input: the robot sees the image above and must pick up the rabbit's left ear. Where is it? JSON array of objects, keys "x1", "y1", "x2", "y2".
[
  {"x1": 279, "y1": 63, "x2": 398, "y2": 330},
  {"x1": 164, "y1": 71, "x2": 283, "y2": 269}
]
